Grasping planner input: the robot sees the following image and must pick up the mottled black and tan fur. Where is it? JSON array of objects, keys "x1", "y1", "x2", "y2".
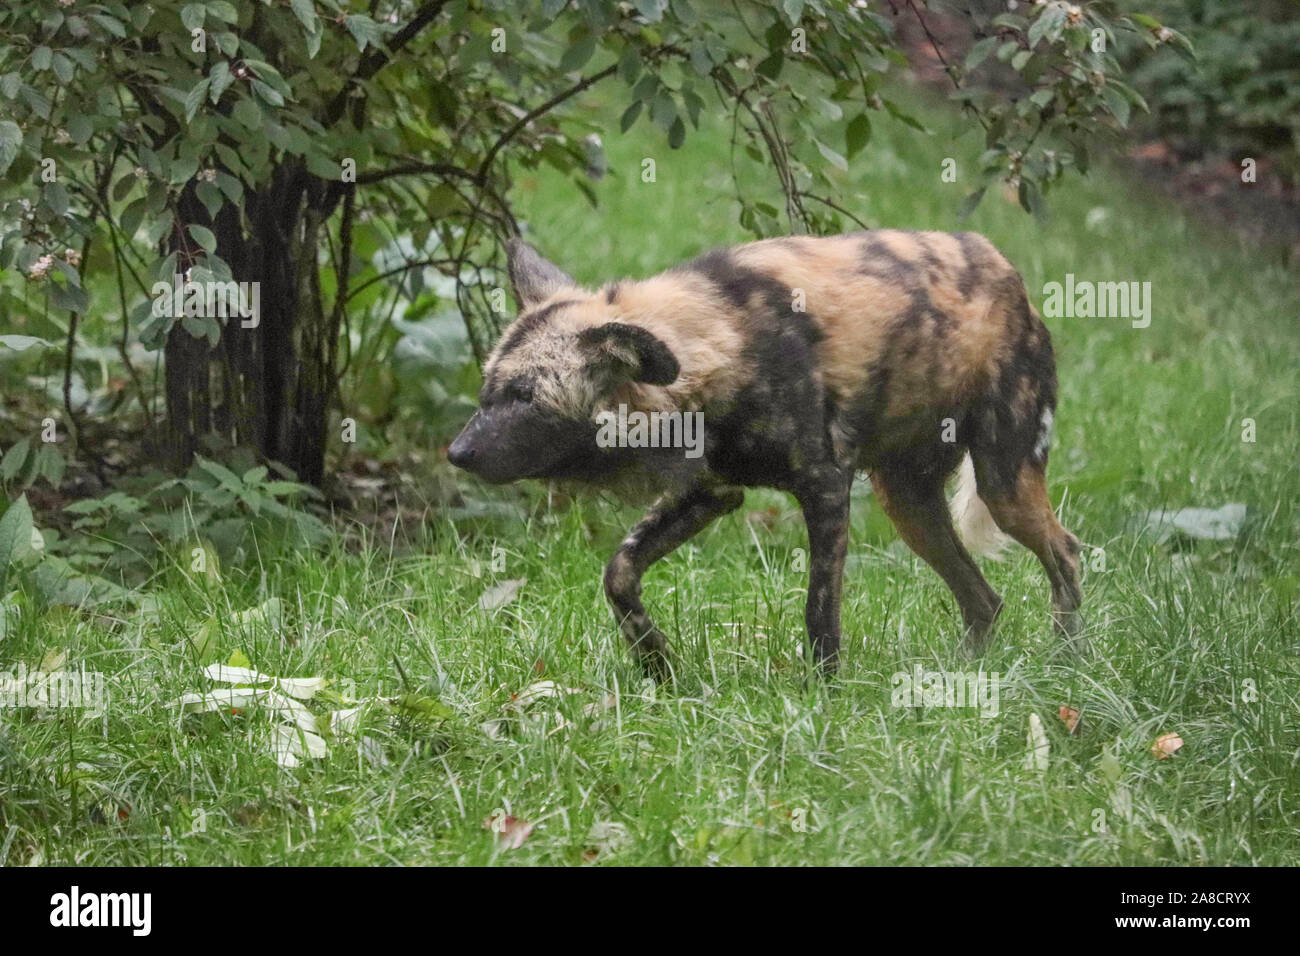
[{"x1": 449, "y1": 232, "x2": 1084, "y2": 680}]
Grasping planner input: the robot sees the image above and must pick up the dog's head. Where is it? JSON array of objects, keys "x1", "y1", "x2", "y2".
[{"x1": 447, "y1": 239, "x2": 680, "y2": 484}]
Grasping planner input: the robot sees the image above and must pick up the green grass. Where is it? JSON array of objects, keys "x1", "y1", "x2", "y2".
[{"x1": 3, "y1": 80, "x2": 1298, "y2": 865}]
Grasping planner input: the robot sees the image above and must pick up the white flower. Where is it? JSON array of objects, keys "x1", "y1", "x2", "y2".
[{"x1": 27, "y1": 254, "x2": 55, "y2": 280}]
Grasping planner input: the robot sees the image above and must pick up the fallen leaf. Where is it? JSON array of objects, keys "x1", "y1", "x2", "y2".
[
  {"x1": 330, "y1": 706, "x2": 365, "y2": 736},
  {"x1": 268, "y1": 724, "x2": 328, "y2": 767},
  {"x1": 477, "y1": 577, "x2": 526, "y2": 611},
  {"x1": 1098, "y1": 744, "x2": 1122, "y2": 784},
  {"x1": 204, "y1": 663, "x2": 325, "y2": 700},
  {"x1": 1151, "y1": 732, "x2": 1184, "y2": 759},
  {"x1": 231, "y1": 597, "x2": 284, "y2": 629},
  {"x1": 1057, "y1": 705, "x2": 1081, "y2": 734},
  {"x1": 583, "y1": 693, "x2": 618, "y2": 717},
  {"x1": 583, "y1": 820, "x2": 629, "y2": 861},
  {"x1": 39, "y1": 647, "x2": 67, "y2": 673},
  {"x1": 1141, "y1": 504, "x2": 1246, "y2": 543},
  {"x1": 1026, "y1": 713, "x2": 1049, "y2": 771},
  {"x1": 508, "y1": 680, "x2": 580, "y2": 709},
  {"x1": 484, "y1": 814, "x2": 533, "y2": 850},
  {"x1": 176, "y1": 687, "x2": 320, "y2": 734}
]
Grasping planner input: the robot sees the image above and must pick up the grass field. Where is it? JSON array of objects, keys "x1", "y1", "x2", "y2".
[{"x1": 3, "y1": 80, "x2": 1298, "y2": 866}]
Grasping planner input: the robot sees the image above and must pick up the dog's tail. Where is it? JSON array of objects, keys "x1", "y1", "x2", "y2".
[{"x1": 951, "y1": 452, "x2": 1013, "y2": 560}]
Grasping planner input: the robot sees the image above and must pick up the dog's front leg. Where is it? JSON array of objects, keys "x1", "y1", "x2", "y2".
[
  {"x1": 796, "y1": 471, "x2": 854, "y2": 676},
  {"x1": 604, "y1": 482, "x2": 744, "y2": 682}
]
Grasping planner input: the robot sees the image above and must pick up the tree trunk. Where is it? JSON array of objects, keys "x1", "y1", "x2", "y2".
[{"x1": 164, "y1": 163, "x2": 338, "y2": 485}]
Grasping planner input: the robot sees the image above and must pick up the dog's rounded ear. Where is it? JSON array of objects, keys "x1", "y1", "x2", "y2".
[
  {"x1": 507, "y1": 238, "x2": 575, "y2": 310},
  {"x1": 578, "y1": 322, "x2": 680, "y2": 387}
]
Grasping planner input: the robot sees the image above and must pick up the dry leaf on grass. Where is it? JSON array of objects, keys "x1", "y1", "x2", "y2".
[
  {"x1": 583, "y1": 820, "x2": 629, "y2": 861},
  {"x1": 477, "y1": 577, "x2": 527, "y2": 611},
  {"x1": 1026, "y1": 713, "x2": 1050, "y2": 771},
  {"x1": 1151, "y1": 732, "x2": 1184, "y2": 759},
  {"x1": 1057, "y1": 705, "x2": 1082, "y2": 735},
  {"x1": 484, "y1": 814, "x2": 533, "y2": 849},
  {"x1": 507, "y1": 680, "x2": 581, "y2": 709}
]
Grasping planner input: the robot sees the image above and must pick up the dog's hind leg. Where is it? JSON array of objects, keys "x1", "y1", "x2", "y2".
[
  {"x1": 871, "y1": 465, "x2": 1004, "y2": 656},
  {"x1": 604, "y1": 482, "x2": 745, "y2": 681},
  {"x1": 973, "y1": 458, "x2": 1085, "y2": 653}
]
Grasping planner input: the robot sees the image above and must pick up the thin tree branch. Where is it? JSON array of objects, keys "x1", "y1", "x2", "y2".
[
  {"x1": 476, "y1": 63, "x2": 619, "y2": 183},
  {"x1": 323, "y1": 0, "x2": 451, "y2": 127}
]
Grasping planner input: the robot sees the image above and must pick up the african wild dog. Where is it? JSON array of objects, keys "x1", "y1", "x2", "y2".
[{"x1": 449, "y1": 233, "x2": 1085, "y2": 680}]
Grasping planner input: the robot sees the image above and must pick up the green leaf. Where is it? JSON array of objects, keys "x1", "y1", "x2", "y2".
[
  {"x1": 1, "y1": 438, "x2": 32, "y2": 482},
  {"x1": 845, "y1": 113, "x2": 871, "y2": 158},
  {"x1": 51, "y1": 53, "x2": 75, "y2": 85},
  {"x1": 196, "y1": 181, "x2": 223, "y2": 220},
  {"x1": 290, "y1": 0, "x2": 318, "y2": 33},
  {"x1": 1101, "y1": 85, "x2": 1130, "y2": 127},
  {"x1": 619, "y1": 100, "x2": 642, "y2": 133},
  {"x1": 650, "y1": 90, "x2": 676, "y2": 131},
  {"x1": 33, "y1": 444, "x2": 64, "y2": 488},
  {"x1": 185, "y1": 78, "x2": 211, "y2": 122},
  {"x1": 188, "y1": 224, "x2": 217, "y2": 255},
  {"x1": 233, "y1": 97, "x2": 261, "y2": 130},
  {"x1": 1028, "y1": 4, "x2": 1067, "y2": 49},
  {"x1": 180, "y1": 3, "x2": 206, "y2": 32},
  {"x1": 251, "y1": 80, "x2": 284, "y2": 108},
  {"x1": 559, "y1": 36, "x2": 596, "y2": 73},
  {"x1": 756, "y1": 52, "x2": 784, "y2": 80},
  {"x1": 0, "y1": 494, "x2": 35, "y2": 593},
  {"x1": 965, "y1": 36, "x2": 999, "y2": 73},
  {"x1": 206, "y1": 1, "x2": 239, "y2": 25},
  {"x1": 119, "y1": 197, "x2": 148, "y2": 239},
  {"x1": 957, "y1": 186, "x2": 986, "y2": 221},
  {"x1": 66, "y1": 114, "x2": 93, "y2": 145},
  {"x1": 209, "y1": 61, "x2": 233, "y2": 103},
  {"x1": 618, "y1": 45, "x2": 642, "y2": 84},
  {"x1": 215, "y1": 171, "x2": 243, "y2": 203},
  {"x1": 343, "y1": 14, "x2": 383, "y2": 51},
  {"x1": 44, "y1": 182, "x2": 69, "y2": 216},
  {"x1": 32, "y1": 46, "x2": 53, "y2": 72},
  {"x1": 51, "y1": 283, "x2": 89, "y2": 314},
  {"x1": 395, "y1": 693, "x2": 455, "y2": 722},
  {"x1": 634, "y1": 0, "x2": 666, "y2": 23},
  {"x1": 0, "y1": 336, "x2": 52, "y2": 352},
  {"x1": 0, "y1": 121, "x2": 22, "y2": 178},
  {"x1": 816, "y1": 140, "x2": 848, "y2": 172},
  {"x1": 668, "y1": 116, "x2": 686, "y2": 149}
]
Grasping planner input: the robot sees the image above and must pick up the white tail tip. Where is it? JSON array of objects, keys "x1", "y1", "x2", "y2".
[{"x1": 951, "y1": 453, "x2": 1013, "y2": 560}]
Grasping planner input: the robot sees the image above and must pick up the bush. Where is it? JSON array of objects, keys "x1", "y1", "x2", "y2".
[{"x1": 1120, "y1": 0, "x2": 1300, "y2": 177}]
